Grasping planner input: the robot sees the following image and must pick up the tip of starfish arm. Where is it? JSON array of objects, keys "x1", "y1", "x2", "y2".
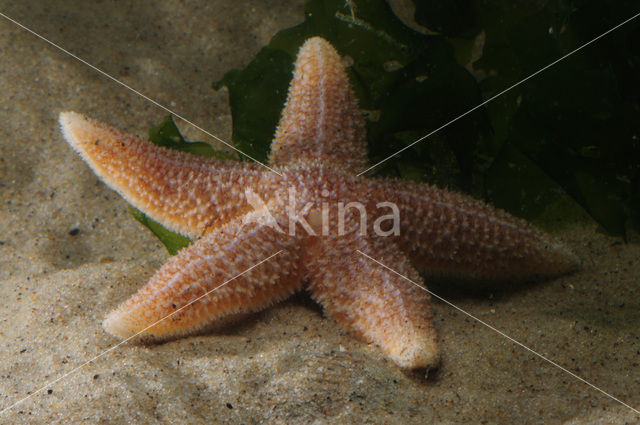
[
  {"x1": 102, "y1": 308, "x2": 179, "y2": 341},
  {"x1": 539, "y1": 238, "x2": 582, "y2": 278},
  {"x1": 392, "y1": 343, "x2": 441, "y2": 370},
  {"x1": 102, "y1": 309, "x2": 137, "y2": 340},
  {"x1": 562, "y1": 247, "x2": 581, "y2": 272},
  {"x1": 102, "y1": 305, "x2": 257, "y2": 343},
  {"x1": 301, "y1": 36, "x2": 332, "y2": 50},
  {"x1": 59, "y1": 110, "x2": 83, "y2": 145},
  {"x1": 58, "y1": 110, "x2": 100, "y2": 162}
]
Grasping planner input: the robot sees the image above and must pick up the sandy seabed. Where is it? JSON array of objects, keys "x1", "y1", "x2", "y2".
[{"x1": 0, "y1": 1, "x2": 639, "y2": 424}]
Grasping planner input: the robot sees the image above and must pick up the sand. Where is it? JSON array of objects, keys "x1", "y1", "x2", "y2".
[{"x1": 0, "y1": 1, "x2": 638, "y2": 423}]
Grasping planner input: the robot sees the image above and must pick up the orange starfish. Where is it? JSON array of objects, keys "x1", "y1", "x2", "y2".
[{"x1": 59, "y1": 37, "x2": 578, "y2": 369}]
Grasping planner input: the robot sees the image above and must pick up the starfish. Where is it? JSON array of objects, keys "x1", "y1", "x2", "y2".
[{"x1": 59, "y1": 37, "x2": 578, "y2": 369}]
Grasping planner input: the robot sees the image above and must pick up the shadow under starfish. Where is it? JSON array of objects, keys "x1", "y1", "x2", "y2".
[{"x1": 59, "y1": 37, "x2": 579, "y2": 370}]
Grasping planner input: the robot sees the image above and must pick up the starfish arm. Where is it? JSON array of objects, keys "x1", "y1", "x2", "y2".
[
  {"x1": 366, "y1": 178, "x2": 579, "y2": 281},
  {"x1": 268, "y1": 37, "x2": 368, "y2": 174},
  {"x1": 103, "y1": 216, "x2": 302, "y2": 340},
  {"x1": 303, "y1": 226, "x2": 438, "y2": 369},
  {"x1": 60, "y1": 111, "x2": 272, "y2": 239}
]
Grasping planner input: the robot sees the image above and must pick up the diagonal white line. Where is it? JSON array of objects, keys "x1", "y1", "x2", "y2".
[
  {"x1": 356, "y1": 249, "x2": 640, "y2": 416},
  {"x1": 357, "y1": 11, "x2": 640, "y2": 176},
  {"x1": 0, "y1": 10, "x2": 283, "y2": 177},
  {"x1": 0, "y1": 250, "x2": 283, "y2": 415}
]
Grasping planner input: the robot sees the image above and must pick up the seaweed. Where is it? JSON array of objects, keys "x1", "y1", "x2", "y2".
[{"x1": 418, "y1": 0, "x2": 640, "y2": 234}]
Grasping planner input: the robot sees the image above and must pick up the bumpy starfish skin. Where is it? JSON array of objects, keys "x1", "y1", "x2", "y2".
[
  {"x1": 60, "y1": 37, "x2": 578, "y2": 369},
  {"x1": 269, "y1": 37, "x2": 368, "y2": 172},
  {"x1": 60, "y1": 113, "x2": 272, "y2": 239},
  {"x1": 103, "y1": 216, "x2": 303, "y2": 339}
]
